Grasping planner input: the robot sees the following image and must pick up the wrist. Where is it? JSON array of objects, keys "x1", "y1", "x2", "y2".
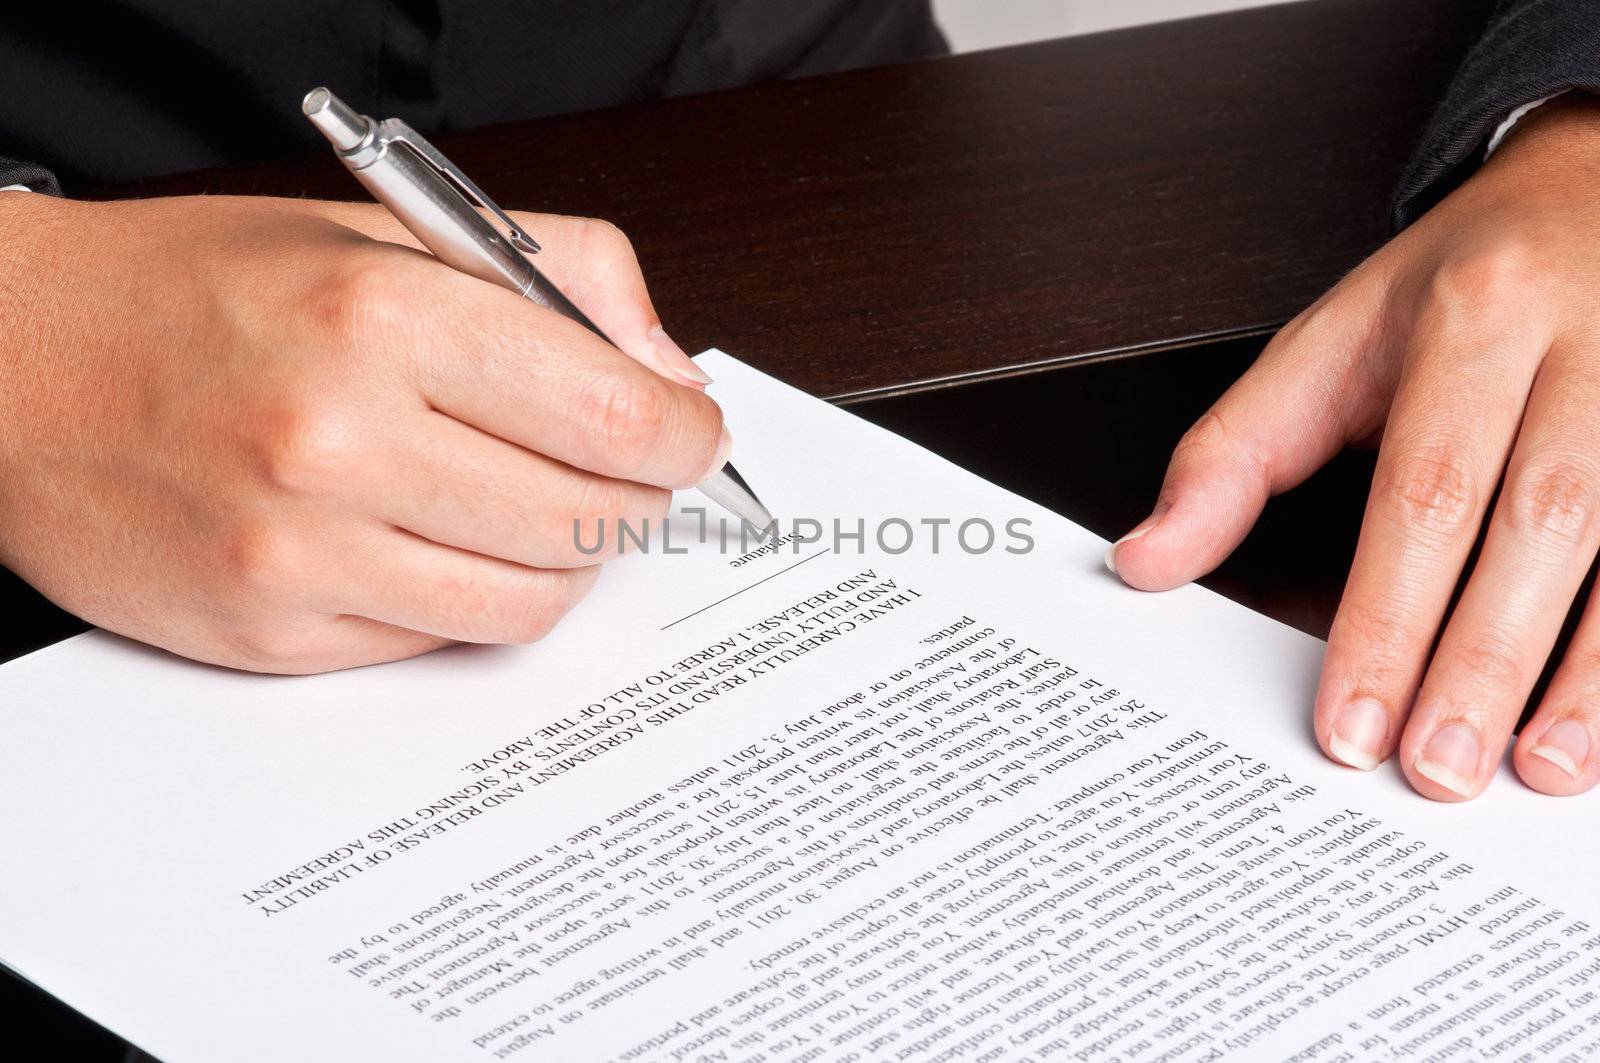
[
  {"x1": 1487, "y1": 92, "x2": 1600, "y2": 173},
  {"x1": 0, "y1": 189, "x2": 77, "y2": 288}
]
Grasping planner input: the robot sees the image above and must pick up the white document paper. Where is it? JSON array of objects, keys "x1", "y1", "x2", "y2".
[{"x1": 4, "y1": 351, "x2": 1599, "y2": 1062}]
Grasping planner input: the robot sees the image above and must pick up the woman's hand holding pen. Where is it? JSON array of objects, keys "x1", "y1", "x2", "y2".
[
  {"x1": 0, "y1": 194, "x2": 725, "y2": 673},
  {"x1": 1109, "y1": 95, "x2": 1600, "y2": 801}
]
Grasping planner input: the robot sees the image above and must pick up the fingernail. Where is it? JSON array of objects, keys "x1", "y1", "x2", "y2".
[
  {"x1": 648, "y1": 325, "x2": 712, "y2": 386},
  {"x1": 1415, "y1": 722, "x2": 1482, "y2": 797},
  {"x1": 1104, "y1": 521, "x2": 1154, "y2": 576},
  {"x1": 1328, "y1": 698, "x2": 1388, "y2": 771},
  {"x1": 1530, "y1": 719, "x2": 1590, "y2": 779},
  {"x1": 703, "y1": 427, "x2": 733, "y2": 479}
]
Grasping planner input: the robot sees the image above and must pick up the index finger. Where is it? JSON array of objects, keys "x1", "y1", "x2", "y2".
[
  {"x1": 381, "y1": 256, "x2": 729, "y2": 489},
  {"x1": 304, "y1": 201, "x2": 711, "y2": 390},
  {"x1": 509, "y1": 213, "x2": 699, "y2": 381}
]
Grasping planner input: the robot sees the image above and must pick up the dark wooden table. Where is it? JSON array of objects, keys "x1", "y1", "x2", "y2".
[
  {"x1": 113, "y1": 0, "x2": 1485, "y2": 403},
  {"x1": 3, "y1": 0, "x2": 1488, "y2": 1055}
]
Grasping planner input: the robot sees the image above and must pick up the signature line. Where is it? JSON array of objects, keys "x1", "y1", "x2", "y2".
[{"x1": 660, "y1": 548, "x2": 834, "y2": 631}]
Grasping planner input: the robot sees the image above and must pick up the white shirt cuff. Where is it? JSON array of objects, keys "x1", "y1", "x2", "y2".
[{"x1": 1486, "y1": 92, "x2": 1565, "y2": 157}]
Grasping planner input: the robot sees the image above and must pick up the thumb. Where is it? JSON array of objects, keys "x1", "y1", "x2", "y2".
[{"x1": 1108, "y1": 287, "x2": 1393, "y2": 590}]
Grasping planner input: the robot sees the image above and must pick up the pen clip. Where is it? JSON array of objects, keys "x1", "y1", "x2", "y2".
[{"x1": 375, "y1": 119, "x2": 542, "y2": 256}]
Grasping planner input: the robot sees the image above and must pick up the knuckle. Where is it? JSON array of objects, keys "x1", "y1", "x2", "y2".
[
  {"x1": 1337, "y1": 598, "x2": 1401, "y2": 646},
  {"x1": 1574, "y1": 643, "x2": 1600, "y2": 676},
  {"x1": 1445, "y1": 630, "x2": 1526, "y2": 692},
  {"x1": 584, "y1": 375, "x2": 669, "y2": 469},
  {"x1": 546, "y1": 477, "x2": 633, "y2": 557},
  {"x1": 571, "y1": 475, "x2": 635, "y2": 526},
  {"x1": 313, "y1": 256, "x2": 410, "y2": 341},
  {"x1": 499, "y1": 586, "x2": 564, "y2": 644},
  {"x1": 1265, "y1": 304, "x2": 1327, "y2": 354},
  {"x1": 1426, "y1": 243, "x2": 1532, "y2": 317},
  {"x1": 1172, "y1": 410, "x2": 1226, "y2": 464},
  {"x1": 1172, "y1": 409, "x2": 1266, "y2": 484},
  {"x1": 1333, "y1": 598, "x2": 1415, "y2": 679},
  {"x1": 551, "y1": 483, "x2": 671, "y2": 562},
  {"x1": 1379, "y1": 449, "x2": 1480, "y2": 536},
  {"x1": 576, "y1": 216, "x2": 635, "y2": 261},
  {"x1": 222, "y1": 519, "x2": 302, "y2": 592},
  {"x1": 438, "y1": 576, "x2": 563, "y2": 645},
  {"x1": 253, "y1": 399, "x2": 359, "y2": 492},
  {"x1": 1158, "y1": 406, "x2": 1272, "y2": 513},
  {"x1": 1504, "y1": 460, "x2": 1597, "y2": 546}
]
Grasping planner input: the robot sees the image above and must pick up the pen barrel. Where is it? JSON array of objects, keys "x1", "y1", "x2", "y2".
[
  {"x1": 307, "y1": 90, "x2": 769, "y2": 527},
  {"x1": 351, "y1": 144, "x2": 539, "y2": 297},
  {"x1": 346, "y1": 144, "x2": 614, "y2": 344}
]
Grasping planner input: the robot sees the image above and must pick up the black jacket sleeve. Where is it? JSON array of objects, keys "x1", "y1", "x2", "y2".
[
  {"x1": 0, "y1": 155, "x2": 59, "y2": 195},
  {"x1": 1394, "y1": 0, "x2": 1600, "y2": 230}
]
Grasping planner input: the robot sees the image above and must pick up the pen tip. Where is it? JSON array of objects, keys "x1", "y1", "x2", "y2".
[
  {"x1": 747, "y1": 500, "x2": 776, "y2": 532},
  {"x1": 697, "y1": 465, "x2": 775, "y2": 532}
]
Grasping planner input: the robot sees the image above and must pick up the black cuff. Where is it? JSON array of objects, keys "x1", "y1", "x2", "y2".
[
  {"x1": 1393, "y1": 0, "x2": 1600, "y2": 231},
  {"x1": 0, "y1": 155, "x2": 61, "y2": 196}
]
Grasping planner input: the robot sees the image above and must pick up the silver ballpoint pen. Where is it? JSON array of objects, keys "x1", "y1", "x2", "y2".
[{"x1": 302, "y1": 87, "x2": 773, "y2": 530}]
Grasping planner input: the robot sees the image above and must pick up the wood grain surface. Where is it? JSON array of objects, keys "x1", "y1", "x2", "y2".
[{"x1": 115, "y1": 0, "x2": 1487, "y2": 402}]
